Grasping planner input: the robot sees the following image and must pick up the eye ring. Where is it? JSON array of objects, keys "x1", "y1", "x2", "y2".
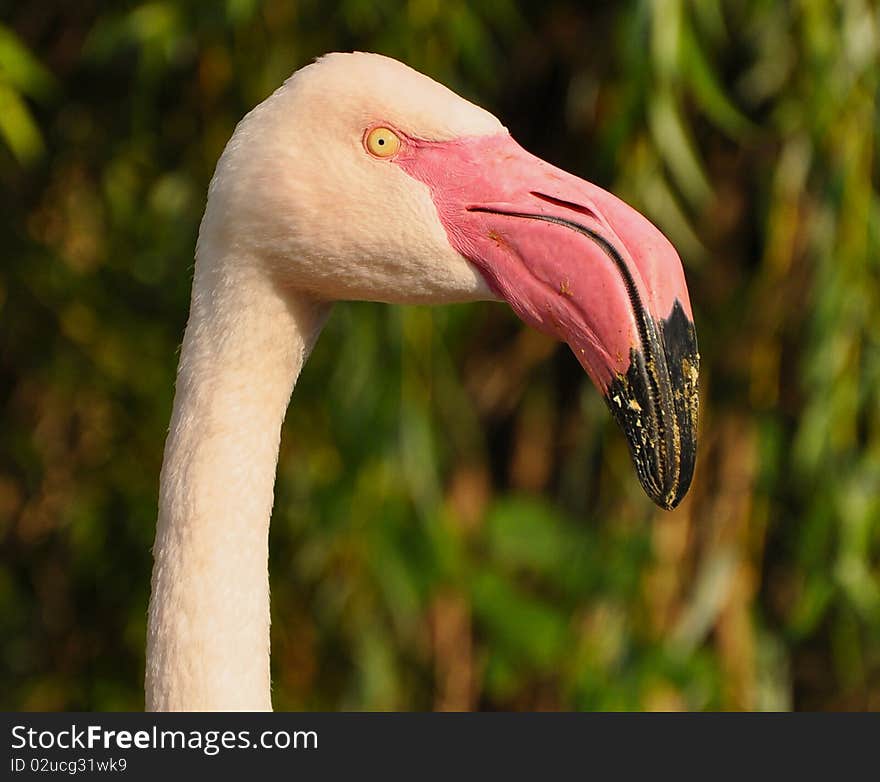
[{"x1": 365, "y1": 126, "x2": 401, "y2": 158}]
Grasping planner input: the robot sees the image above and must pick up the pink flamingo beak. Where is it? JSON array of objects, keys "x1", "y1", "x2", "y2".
[{"x1": 397, "y1": 133, "x2": 699, "y2": 509}]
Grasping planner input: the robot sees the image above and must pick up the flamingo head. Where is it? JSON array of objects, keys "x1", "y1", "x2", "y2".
[{"x1": 208, "y1": 52, "x2": 699, "y2": 510}]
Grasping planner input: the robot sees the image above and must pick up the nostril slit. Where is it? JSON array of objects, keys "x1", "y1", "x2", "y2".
[{"x1": 531, "y1": 191, "x2": 599, "y2": 222}]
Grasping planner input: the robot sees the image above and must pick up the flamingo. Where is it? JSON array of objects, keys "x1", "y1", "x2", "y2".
[{"x1": 146, "y1": 52, "x2": 699, "y2": 711}]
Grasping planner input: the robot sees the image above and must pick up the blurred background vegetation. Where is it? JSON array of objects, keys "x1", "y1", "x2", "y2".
[{"x1": 1, "y1": 0, "x2": 878, "y2": 711}]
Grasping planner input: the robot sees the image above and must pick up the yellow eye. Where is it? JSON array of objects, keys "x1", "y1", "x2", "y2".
[{"x1": 365, "y1": 126, "x2": 401, "y2": 158}]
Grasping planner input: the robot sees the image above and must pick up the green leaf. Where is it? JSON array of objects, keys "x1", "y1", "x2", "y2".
[
  {"x1": 0, "y1": 25, "x2": 56, "y2": 99},
  {"x1": 648, "y1": 90, "x2": 712, "y2": 206},
  {"x1": 470, "y1": 569, "x2": 568, "y2": 670},
  {"x1": 0, "y1": 82, "x2": 44, "y2": 163},
  {"x1": 682, "y1": 16, "x2": 752, "y2": 137}
]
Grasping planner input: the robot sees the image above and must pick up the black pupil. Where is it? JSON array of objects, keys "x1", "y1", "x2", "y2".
[{"x1": 378, "y1": 138, "x2": 385, "y2": 145}]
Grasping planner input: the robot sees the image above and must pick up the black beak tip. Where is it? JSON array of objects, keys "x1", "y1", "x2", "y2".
[{"x1": 604, "y1": 300, "x2": 699, "y2": 511}]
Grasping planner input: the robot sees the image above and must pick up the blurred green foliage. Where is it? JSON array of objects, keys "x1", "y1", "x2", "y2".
[{"x1": 1, "y1": 0, "x2": 878, "y2": 710}]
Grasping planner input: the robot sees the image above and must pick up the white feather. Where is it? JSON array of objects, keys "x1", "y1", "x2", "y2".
[{"x1": 147, "y1": 53, "x2": 505, "y2": 710}]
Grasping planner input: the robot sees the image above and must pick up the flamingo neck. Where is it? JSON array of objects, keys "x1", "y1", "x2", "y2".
[{"x1": 146, "y1": 245, "x2": 328, "y2": 711}]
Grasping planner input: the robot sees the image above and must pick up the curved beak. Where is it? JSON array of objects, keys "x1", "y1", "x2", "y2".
[{"x1": 397, "y1": 133, "x2": 699, "y2": 509}]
